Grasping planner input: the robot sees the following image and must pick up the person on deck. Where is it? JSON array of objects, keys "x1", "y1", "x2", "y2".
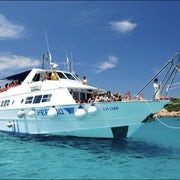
[
  {"x1": 44, "y1": 72, "x2": 51, "y2": 80},
  {"x1": 51, "y1": 72, "x2": 59, "y2": 80},
  {"x1": 82, "y1": 76, "x2": 88, "y2": 85},
  {"x1": 153, "y1": 78, "x2": 161, "y2": 100}
]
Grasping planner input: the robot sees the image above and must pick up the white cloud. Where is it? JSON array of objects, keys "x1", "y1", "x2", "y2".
[
  {"x1": 0, "y1": 53, "x2": 40, "y2": 71},
  {"x1": 0, "y1": 14, "x2": 25, "y2": 40},
  {"x1": 109, "y1": 20, "x2": 137, "y2": 33},
  {"x1": 95, "y1": 55, "x2": 119, "y2": 73}
]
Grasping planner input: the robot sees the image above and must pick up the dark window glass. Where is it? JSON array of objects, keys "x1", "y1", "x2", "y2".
[
  {"x1": 57, "y1": 72, "x2": 67, "y2": 79},
  {"x1": 41, "y1": 94, "x2": 52, "y2": 102},
  {"x1": 1, "y1": 101, "x2": 4, "y2": 107},
  {"x1": 25, "y1": 96, "x2": 33, "y2": 104},
  {"x1": 33, "y1": 95, "x2": 42, "y2": 104},
  {"x1": 64, "y1": 73, "x2": 76, "y2": 80},
  {"x1": 5, "y1": 100, "x2": 10, "y2": 106},
  {"x1": 32, "y1": 73, "x2": 40, "y2": 82}
]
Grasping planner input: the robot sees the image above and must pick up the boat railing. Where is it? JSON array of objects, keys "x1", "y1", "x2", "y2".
[{"x1": 135, "y1": 51, "x2": 180, "y2": 100}]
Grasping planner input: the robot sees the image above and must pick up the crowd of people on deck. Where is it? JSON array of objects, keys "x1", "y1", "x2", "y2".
[
  {"x1": 79, "y1": 75, "x2": 162, "y2": 103},
  {"x1": 74, "y1": 90, "x2": 145, "y2": 104},
  {"x1": 88, "y1": 91, "x2": 145, "y2": 103},
  {"x1": 79, "y1": 75, "x2": 145, "y2": 103},
  {"x1": 0, "y1": 80, "x2": 21, "y2": 92}
]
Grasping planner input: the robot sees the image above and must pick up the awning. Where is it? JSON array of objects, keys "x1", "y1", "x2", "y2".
[{"x1": 1, "y1": 70, "x2": 31, "y2": 82}]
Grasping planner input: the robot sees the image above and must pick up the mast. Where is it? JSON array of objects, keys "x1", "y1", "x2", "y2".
[
  {"x1": 65, "y1": 50, "x2": 73, "y2": 73},
  {"x1": 44, "y1": 30, "x2": 58, "y2": 70}
]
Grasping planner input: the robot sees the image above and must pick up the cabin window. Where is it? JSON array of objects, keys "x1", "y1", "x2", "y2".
[
  {"x1": 57, "y1": 72, "x2": 66, "y2": 79},
  {"x1": 0, "y1": 100, "x2": 10, "y2": 107},
  {"x1": 0, "y1": 101, "x2": 4, "y2": 107},
  {"x1": 72, "y1": 92, "x2": 79, "y2": 101},
  {"x1": 5, "y1": 100, "x2": 10, "y2": 106},
  {"x1": 25, "y1": 96, "x2": 34, "y2": 104},
  {"x1": 64, "y1": 73, "x2": 76, "y2": 80},
  {"x1": 41, "y1": 94, "x2": 52, "y2": 102},
  {"x1": 33, "y1": 95, "x2": 42, "y2": 104},
  {"x1": 80, "y1": 92, "x2": 86, "y2": 102},
  {"x1": 32, "y1": 73, "x2": 40, "y2": 82}
]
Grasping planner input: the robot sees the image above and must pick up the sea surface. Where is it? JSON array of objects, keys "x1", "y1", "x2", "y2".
[{"x1": 0, "y1": 118, "x2": 180, "y2": 179}]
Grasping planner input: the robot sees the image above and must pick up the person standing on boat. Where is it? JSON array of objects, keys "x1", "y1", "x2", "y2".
[
  {"x1": 153, "y1": 78, "x2": 161, "y2": 100},
  {"x1": 51, "y1": 72, "x2": 59, "y2": 80},
  {"x1": 82, "y1": 76, "x2": 88, "y2": 85},
  {"x1": 44, "y1": 72, "x2": 51, "y2": 80}
]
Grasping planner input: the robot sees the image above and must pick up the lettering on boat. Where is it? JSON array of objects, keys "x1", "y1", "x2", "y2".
[
  {"x1": 37, "y1": 108, "x2": 64, "y2": 116},
  {"x1": 103, "y1": 106, "x2": 119, "y2": 111}
]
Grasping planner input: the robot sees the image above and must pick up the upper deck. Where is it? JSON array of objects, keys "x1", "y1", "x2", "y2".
[{"x1": 0, "y1": 68, "x2": 104, "y2": 109}]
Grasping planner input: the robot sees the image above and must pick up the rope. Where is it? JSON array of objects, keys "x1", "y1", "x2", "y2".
[{"x1": 145, "y1": 100, "x2": 180, "y2": 129}]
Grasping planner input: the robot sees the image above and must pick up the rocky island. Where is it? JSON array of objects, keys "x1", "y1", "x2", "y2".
[{"x1": 154, "y1": 98, "x2": 180, "y2": 118}]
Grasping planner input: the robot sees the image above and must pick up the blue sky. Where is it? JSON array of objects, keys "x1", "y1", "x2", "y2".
[{"x1": 0, "y1": 1, "x2": 179, "y2": 98}]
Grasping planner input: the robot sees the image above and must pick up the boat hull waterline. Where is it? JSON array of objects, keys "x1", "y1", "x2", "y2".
[{"x1": 0, "y1": 100, "x2": 169, "y2": 138}]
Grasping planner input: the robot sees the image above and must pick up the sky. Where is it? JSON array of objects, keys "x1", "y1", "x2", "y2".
[{"x1": 0, "y1": 1, "x2": 179, "y2": 98}]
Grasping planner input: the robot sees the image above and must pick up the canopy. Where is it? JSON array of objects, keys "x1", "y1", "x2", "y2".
[{"x1": 1, "y1": 70, "x2": 31, "y2": 82}]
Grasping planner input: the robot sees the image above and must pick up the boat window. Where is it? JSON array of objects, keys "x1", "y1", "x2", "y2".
[
  {"x1": 0, "y1": 101, "x2": 4, "y2": 107},
  {"x1": 33, "y1": 95, "x2": 42, "y2": 104},
  {"x1": 11, "y1": 100, "x2": 14, "y2": 105},
  {"x1": 64, "y1": 72, "x2": 76, "y2": 80},
  {"x1": 5, "y1": 100, "x2": 10, "y2": 106},
  {"x1": 57, "y1": 72, "x2": 67, "y2": 79},
  {"x1": 41, "y1": 94, "x2": 52, "y2": 102},
  {"x1": 32, "y1": 73, "x2": 40, "y2": 82},
  {"x1": 80, "y1": 92, "x2": 86, "y2": 102},
  {"x1": 25, "y1": 96, "x2": 34, "y2": 104},
  {"x1": 72, "y1": 91, "x2": 79, "y2": 102},
  {"x1": 0, "y1": 100, "x2": 10, "y2": 107}
]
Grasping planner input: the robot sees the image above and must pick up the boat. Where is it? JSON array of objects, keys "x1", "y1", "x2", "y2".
[{"x1": 0, "y1": 51, "x2": 179, "y2": 138}]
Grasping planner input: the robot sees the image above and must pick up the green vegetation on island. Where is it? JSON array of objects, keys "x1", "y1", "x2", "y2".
[
  {"x1": 143, "y1": 98, "x2": 180, "y2": 122},
  {"x1": 164, "y1": 98, "x2": 180, "y2": 112}
]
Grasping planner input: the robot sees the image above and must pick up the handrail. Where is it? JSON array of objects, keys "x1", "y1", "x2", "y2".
[
  {"x1": 135, "y1": 51, "x2": 180, "y2": 98},
  {"x1": 135, "y1": 59, "x2": 173, "y2": 97}
]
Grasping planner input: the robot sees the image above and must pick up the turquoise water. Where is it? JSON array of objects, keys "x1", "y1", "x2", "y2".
[{"x1": 0, "y1": 118, "x2": 179, "y2": 179}]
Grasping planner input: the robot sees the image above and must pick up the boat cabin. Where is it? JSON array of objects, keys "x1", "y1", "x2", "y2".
[{"x1": 0, "y1": 68, "x2": 104, "y2": 105}]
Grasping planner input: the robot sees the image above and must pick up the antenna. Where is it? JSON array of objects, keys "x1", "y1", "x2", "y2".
[
  {"x1": 44, "y1": 29, "x2": 50, "y2": 53},
  {"x1": 71, "y1": 51, "x2": 74, "y2": 74},
  {"x1": 43, "y1": 30, "x2": 58, "y2": 70},
  {"x1": 65, "y1": 50, "x2": 72, "y2": 72}
]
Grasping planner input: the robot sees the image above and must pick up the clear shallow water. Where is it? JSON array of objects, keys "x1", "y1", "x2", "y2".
[{"x1": 0, "y1": 118, "x2": 179, "y2": 179}]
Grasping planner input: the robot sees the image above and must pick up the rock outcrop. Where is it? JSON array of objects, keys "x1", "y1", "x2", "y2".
[{"x1": 154, "y1": 108, "x2": 180, "y2": 118}]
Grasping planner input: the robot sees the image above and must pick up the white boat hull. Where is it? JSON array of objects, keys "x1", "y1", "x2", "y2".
[{"x1": 0, "y1": 100, "x2": 169, "y2": 138}]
